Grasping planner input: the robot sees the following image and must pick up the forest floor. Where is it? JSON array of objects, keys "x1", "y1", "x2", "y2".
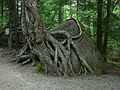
[{"x1": 0, "y1": 47, "x2": 120, "y2": 90}]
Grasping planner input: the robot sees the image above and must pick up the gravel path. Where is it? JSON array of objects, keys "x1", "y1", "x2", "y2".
[{"x1": 0, "y1": 48, "x2": 120, "y2": 90}]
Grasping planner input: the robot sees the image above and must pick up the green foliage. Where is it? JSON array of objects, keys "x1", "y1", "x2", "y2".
[
  {"x1": 0, "y1": 17, "x2": 9, "y2": 26},
  {"x1": 54, "y1": 0, "x2": 69, "y2": 5},
  {"x1": 35, "y1": 64, "x2": 46, "y2": 73},
  {"x1": 41, "y1": 0, "x2": 58, "y2": 28}
]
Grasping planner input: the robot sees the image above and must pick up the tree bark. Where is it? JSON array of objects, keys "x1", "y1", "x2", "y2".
[
  {"x1": 1, "y1": 0, "x2": 4, "y2": 17},
  {"x1": 76, "y1": 0, "x2": 79, "y2": 20},
  {"x1": 97, "y1": 0, "x2": 103, "y2": 53},
  {"x1": 102, "y1": 0, "x2": 111, "y2": 55},
  {"x1": 58, "y1": 5, "x2": 64, "y2": 24},
  {"x1": 7, "y1": 0, "x2": 18, "y2": 49}
]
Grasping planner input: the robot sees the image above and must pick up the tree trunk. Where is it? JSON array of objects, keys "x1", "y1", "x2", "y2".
[
  {"x1": 16, "y1": 0, "x2": 19, "y2": 22},
  {"x1": 1, "y1": 0, "x2": 4, "y2": 17},
  {"x1": 58, "y1": 5, "x2": 64, "y2": 24},
  {"x1": 17, "y1": 0, "x2": 105, "y2": 76},
  {"x1": 97, "y1": 0, "x2": 103, "y2": 53},
  {"x1": 7, "y1": 0, "x2": 18, "y2": 49},
  {"x1": 0, "y1": 0, "x2": 4, "y2": 26},
  {"x1": 76, "y1": 0, "x2": 79, "y2": 20},
  {"x1": 102, "y1": 0, "x2": 111, "y2": 55}
]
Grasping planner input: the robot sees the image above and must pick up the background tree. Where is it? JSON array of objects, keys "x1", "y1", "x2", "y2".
[
  {"x1": 0, "y1": 0, "x2": 4, "y2": 17},
  {"x1": 96, "y1": 0, "x2": 103, "y2": 53},
  {"x1": 8, "y1": 0, "x2": 18, "y2": 49},
  {"x1": 102, "y1": 0, "x2": 111, "y2": 55}
]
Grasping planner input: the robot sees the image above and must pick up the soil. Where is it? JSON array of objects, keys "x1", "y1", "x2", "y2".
[
  {"x1": 0, "y1": 47, "x2": 120, "y2": 90},
  {"x1": 103, "y1": 64, "x2": 120, "y2": 76}
]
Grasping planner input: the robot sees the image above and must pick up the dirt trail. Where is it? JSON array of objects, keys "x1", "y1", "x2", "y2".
[{"x1": 0, "y1": 48, "x2": 120, "y2": 90}]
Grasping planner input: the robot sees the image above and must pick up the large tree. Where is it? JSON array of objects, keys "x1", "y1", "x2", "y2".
[
  {"x1": 0, "y1": 0, "x2": 4, "y2": 17},
  {"x1": 8, "y1": 0, "x2": 17, "y2": 49},
  {"x1": 16, "y1": 0, "x2": 105, "y2": 76},
  {"x1": 97, "y1": 0, "x2": 103, "y2": 53},
  {"x1": 102, "y1": 0, "x2": 111, "y2": 55}
]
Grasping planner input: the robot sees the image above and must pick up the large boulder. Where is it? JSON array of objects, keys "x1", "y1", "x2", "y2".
[{"x1": 51, "y1": 19, "x2": 106, "y2": 74}]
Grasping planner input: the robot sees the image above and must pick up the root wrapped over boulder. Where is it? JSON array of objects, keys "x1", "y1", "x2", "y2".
[
  {"x1": 16, "y1": 19, "x2": 105, "y2": 76},
  {"x1": 16, "y1": 0, "x2": 105, "y2": 76},
  {"x1": 51, "y1": 19, "x2": 106, "y2": 75}
]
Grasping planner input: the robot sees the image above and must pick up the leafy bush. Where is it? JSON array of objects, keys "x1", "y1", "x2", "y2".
[{"x1": 0, "y1": 17, "x2": 8, "y2": 26}]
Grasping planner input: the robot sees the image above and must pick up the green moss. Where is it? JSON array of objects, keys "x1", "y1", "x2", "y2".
[{"x1": 35, "y1": 64, "x2": 46, "y2": 73}]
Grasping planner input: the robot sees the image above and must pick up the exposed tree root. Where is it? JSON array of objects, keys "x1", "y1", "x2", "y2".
[
  {"x1": 14, "y1": 19, "x2": 97, "y2": 76},
  {"x1": 17, "y1": 0, "x2": 105, "y2": 76}
]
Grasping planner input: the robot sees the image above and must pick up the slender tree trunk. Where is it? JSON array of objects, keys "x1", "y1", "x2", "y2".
[
  {"x1": 16, "y1": 0, "x2": 19, "y2": 21},
  {"x1": 76, "y1": 0, "x2": 79, "y2": 20},
  {"x1": 70, "y1": 2, "x2": 72, "y2": 18},
  {"x1": 8, "y1": 0, "x2": 18, "y2": 49},
  {"x1": 102, "y1": 0, "x2": 111, "y2": 55},
  {"x1": 0, "y1": 0, "x2": 4, "y2": 26},
  {"x1": 97, "y1": 0, "x2": 103, "y2": 53},
  {"x1": 58, "y1": 5, "x2": 64, "y2": 24},
  {"x1": 14, "y1": 0, "x2": 18, "y2": 49},
  {"x1": 1, "y1": 0, "x2": 4, "y2": 17},
  {"x1": 8, "y1": 0, "x2": 13, "y2": 49}
]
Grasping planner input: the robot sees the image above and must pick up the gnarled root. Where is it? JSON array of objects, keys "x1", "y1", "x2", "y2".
[{"x1": 14, "y1": 19, "x2": 95, "y2": 76}]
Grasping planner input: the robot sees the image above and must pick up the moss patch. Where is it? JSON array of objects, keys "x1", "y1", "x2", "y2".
[{"x1": 35, "y1": 64, "x2": 46, "y2": 73}]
